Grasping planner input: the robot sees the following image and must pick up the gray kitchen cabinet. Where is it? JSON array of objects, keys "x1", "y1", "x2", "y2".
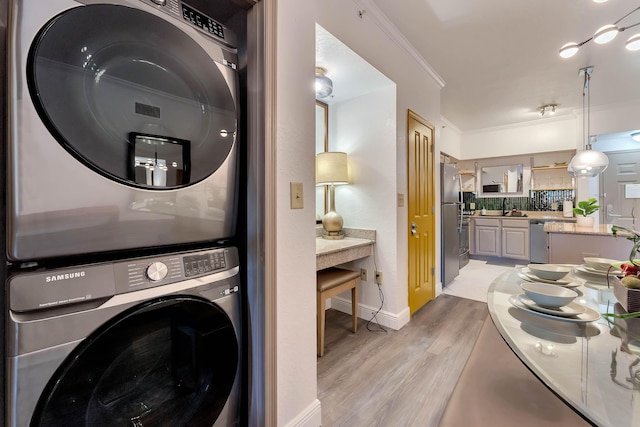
[
  {"x1": 474, "y1": 218, "x2": 501, "y2": 257},
  {"x1": 501, "y1": 219, "x2": 530, "y2": 261}
]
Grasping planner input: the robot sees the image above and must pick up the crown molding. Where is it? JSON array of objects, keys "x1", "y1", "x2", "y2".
[{"x1": 353, "y1": 0, "x2": 446, "y2": 88}]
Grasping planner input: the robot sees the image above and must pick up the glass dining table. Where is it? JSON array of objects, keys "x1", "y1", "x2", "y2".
[{"x1": 488, "y1": 267, "x2": 640, "y2": 427}]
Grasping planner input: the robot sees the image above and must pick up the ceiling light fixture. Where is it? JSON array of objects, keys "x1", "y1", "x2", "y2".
[
  {"x1": 315, "y1": 67, "x2": 333, "y2": 99},
  {"x1": 568, "y1": 66, "x2": 609, "y2": 178},
  {"x1": 559, "y1": 6, "x2": 640, "y2": 58},
  {"x1": 538, "y1": 104, "x2": 557, "y2": 117},
  {"x1": 632, "y1": 132, "x2": 640, "y2": 142}
]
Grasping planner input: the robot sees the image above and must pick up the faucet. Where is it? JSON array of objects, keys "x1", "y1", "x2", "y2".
[{"x1": 502, "y1": 198, "x2": 508, "y2": 216}]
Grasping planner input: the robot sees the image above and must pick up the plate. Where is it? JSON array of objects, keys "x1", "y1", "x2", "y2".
[
  {"x1": 509, "y1": 295, "x2": 600, "y2": 323},
  {"x1": 517, "y1": 272, "x2": 583, "y2": 288},
  {"x1": 517, "y1": 294, "x2": 586, "y2": 317},
  {"x1": 575, "y1": 265, "x2": 607, "y2": 280},
  {"x1": 579, "y1": 264, "x2": 621, "y2": 275},
  {"x1": 517, "y1": 273, "x2": 583, "y2": 288},
  {"x1": 520, "y1": 268, "x2": 573, "y2": 285}
]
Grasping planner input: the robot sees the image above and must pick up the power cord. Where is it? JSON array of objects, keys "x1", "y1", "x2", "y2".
[{"x1": 366, "y1": 240, "x2": 387, "y2": 333}]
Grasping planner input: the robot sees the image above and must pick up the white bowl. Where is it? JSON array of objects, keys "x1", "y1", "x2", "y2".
[
  {"x1": 583, "y1": 257, "x2": 619, "y2": 271},
  {"x1": 527, "y1": 264, "x2": 571, "y2": 281},
  {"x1": 520, "y1": 282, "x2": 578, "y2": 308}
]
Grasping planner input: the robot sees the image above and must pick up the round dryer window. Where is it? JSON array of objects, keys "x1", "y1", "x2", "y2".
[
  {"x1": 27, "y1": 4, "x2": 238, "y2": 189},
  {"x1": 30, "y1": 296, "x2": 239, "y2": 425}
]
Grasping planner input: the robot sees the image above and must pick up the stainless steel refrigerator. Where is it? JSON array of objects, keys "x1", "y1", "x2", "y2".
[{"x1": 441, "y1": 163, "x2": 463, "y2": 286}]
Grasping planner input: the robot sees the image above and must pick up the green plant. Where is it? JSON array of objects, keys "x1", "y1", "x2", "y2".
[{"x1": 573, "y1": 197, "x2": 599, "y2": 217}]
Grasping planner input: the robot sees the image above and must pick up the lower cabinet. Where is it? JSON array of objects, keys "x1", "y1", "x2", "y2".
[
  {"x1": 473, "y1": 218, "x2": 530, "y2": 261},
  {"x1": 474, "y1": 218, "x2": 501, "y2": 257},
  {"x1": 501, "y1": 219, "x2": 530, "y2": 261}
]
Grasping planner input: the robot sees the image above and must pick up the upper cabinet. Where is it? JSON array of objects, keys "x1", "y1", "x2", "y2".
[{"x1": 530, "y1": 164, "x2": 573, "y2": 191}]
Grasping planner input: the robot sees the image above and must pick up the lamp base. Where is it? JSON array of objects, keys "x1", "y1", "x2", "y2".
[
  {"x1": 322, "y1": 210, "x2": 344, "y2": 240},
  {"x1": 322, "y1": 231, "x2": 345, "y2": 240}
]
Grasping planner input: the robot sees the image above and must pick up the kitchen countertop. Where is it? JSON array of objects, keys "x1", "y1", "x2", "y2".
[
  {"x1": 544, "y1": 222, "x2": 629, "y2": 236},
  {"x1": 469, "y1": 211, "x2": 576, "y2": 222}
]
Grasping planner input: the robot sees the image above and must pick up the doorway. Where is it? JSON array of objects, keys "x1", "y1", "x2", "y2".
[
  {"x1": 407, "y1": 110, "x2": 436, "y2": 315},
  {"x1": 600, "y1": 150, "x2": 640, "y2": 228}
]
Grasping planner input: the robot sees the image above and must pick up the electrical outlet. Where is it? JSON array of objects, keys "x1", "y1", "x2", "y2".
[
  {"x1": 360, "y1": 268, "x2": 368, "y2": 282},
  {"x1": 375, "y1": 271, "x2": 382, "y2": 284}
]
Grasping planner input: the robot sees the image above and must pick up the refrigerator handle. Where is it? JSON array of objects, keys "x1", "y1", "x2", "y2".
[
  {"x1": 457, "y1": 174, "x2": 463, "y2": 204},
  {"x1": 458, "y1": 203, "x2": 463, "y2": 232}
]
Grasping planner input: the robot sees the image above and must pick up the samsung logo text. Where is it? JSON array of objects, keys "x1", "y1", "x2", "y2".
[{"x1": 45, "y1": 271, "x2": 86, "y2": 283}]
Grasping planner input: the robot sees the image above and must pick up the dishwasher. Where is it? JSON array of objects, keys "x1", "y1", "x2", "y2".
[{"x1": 530, "y1": 220, "x2": 548, "y2": 263}]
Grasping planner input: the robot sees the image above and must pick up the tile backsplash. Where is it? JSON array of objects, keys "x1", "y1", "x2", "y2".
[{"x1": 462, "y1": 190, "x2": 574, "y2": 213}]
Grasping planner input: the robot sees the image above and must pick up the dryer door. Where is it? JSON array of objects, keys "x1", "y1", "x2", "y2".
[
  {"x1": 30, "y1": 296, "x2": 239, "y2": 426},
  {"x1": 28, "y1": 4, "x2": 237, "y2": 189}
]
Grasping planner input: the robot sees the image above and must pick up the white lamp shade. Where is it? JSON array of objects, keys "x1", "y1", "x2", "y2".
[
  {"x1": 559, "y1": 42, "x2": 580, "y2": 58},
  {"x1": 567, "y1": 149, "x2": 609, "y2": 177},
  {"x1": 594, "y1": 24, "x2": 619, "y2": 44},
  {"x1": 626, "y1": 33, "x2": 640, "y2": 51},
  {"x1": 316, "y1": 152, "x2": 349, "y2": 185}
]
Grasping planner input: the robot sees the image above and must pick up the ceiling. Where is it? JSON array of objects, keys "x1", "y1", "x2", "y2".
[{"x1": 321, "y1": 0, "x2": 640, "y2": 133}]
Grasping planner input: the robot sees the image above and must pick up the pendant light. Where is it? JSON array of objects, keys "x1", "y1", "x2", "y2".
[{"x1": 568, "y1": 66, "x2": 609, "y2": 178}]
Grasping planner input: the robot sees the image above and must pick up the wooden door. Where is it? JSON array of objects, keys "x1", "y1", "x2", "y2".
[
  {"x1": 600, "y1": 150, "x2": 640, "y2": 228},
  {"x1": 407, "y1": 110, "x2": 435, "y2": 315}
]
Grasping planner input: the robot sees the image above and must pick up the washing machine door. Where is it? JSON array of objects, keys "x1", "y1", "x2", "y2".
[
  {"x1": 30, "y1": 296, "x2": 239, "y2": 426},
  {"x1": 28, "y1": 4, "x2": 237, "y2": 189}
]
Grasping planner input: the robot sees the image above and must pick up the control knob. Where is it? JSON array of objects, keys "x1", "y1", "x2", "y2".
[{"x1": 146, "y1": 262, "x2": 168, "y2": 282}]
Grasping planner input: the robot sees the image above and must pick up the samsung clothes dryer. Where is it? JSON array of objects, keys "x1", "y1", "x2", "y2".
[
  {"x1": 7, "y1": 0, "x2": 241, "y2": 262},
  {"x1": 6, "y1": 247, "x2": 242, "y2": 426}
]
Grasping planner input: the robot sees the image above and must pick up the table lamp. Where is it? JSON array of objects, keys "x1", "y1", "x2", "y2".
[{"x1": 316, "y1": 152, "x2": 349, "y2": 239}]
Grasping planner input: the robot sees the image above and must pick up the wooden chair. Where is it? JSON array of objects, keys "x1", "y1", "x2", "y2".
[{"x1": 316, "y1": 268, "x2": 360, "y2": 357}]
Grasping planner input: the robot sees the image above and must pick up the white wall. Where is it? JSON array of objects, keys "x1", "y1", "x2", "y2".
[
  {"x1": 459, "y1": 115, "x2": 577, "y2": 160},
  {"x1": 328, "y1": 86, "x2": 400, "y2": 320},
  {"x1": 276, "y1": 0, "x2": 320, "y2": 425}
]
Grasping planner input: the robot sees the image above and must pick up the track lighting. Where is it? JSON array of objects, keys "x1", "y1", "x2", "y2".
[
  {"x1": 538, "y1": 104, "x2": 557, "y2": 117},
  {"x1": 559, "y1": 6, "x2": 640, "y2": 58},
  {"x1": 315, "y1": 67, "x2": 333, "y2": 99}
]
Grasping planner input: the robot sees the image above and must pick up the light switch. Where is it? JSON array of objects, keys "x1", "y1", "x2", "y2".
[
  {"x1": 290, "y1": 182, "x2": 303, "y2": 209},
  {"x1": 397, "y1": 193, "x2": 405, "y2": 207}
]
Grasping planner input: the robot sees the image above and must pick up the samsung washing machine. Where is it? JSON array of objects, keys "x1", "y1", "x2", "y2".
[
  {"x1": 7, "y1": 0, "x2": 241, "y2": 262},
  {"x1": 6, "y1": 246, "x2": 242, "y2": 426}
]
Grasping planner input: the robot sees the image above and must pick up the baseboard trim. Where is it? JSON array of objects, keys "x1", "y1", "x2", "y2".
[
  {"x1": 331, "y1": 297, "x2": 410, "y2": 330},
  {"x1": 284, "y1": 398, "x2": 322, "y2": 427}
]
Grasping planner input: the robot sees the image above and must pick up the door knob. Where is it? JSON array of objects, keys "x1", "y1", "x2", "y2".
[
  {"x1": 411, "y1": 222, "x2": 417, "y2": 229},
  {"x1": 411, "y1": 229, "x2": 417, "y2": 236}
]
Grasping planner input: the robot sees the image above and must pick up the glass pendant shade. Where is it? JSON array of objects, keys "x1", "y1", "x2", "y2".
[
  {"x1": 567, "y1": 149, "x2": 609, "y2": 177},
  {"x1": 315, "y1": 67, "x2": 333, "y2": 99}
]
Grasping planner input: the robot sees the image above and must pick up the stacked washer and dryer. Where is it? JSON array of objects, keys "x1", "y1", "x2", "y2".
[{"x1": 6, "y1": 0, "x2": 244, "y2": 425}]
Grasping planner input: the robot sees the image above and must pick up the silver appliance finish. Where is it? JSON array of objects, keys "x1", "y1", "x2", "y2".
[
  {"x1": 8, "y1": 0, "x2": 240, "y2": 262},
  {"x1": 529, "y1": 220, "x2": 549, "y2": 264},
  {"x1": 441, "y1": 163, "x2": 463, "y2": 285},
  {"x1": 7, "y1": 247, "x2": 242, "y2": 426},
  {"x1": 459, "y1": 215, "x2": 470, "y2": 268}
]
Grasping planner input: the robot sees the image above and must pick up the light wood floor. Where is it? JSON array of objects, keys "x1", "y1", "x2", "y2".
[{"x1": 317, "y1": 294, "x2": 488, "y2": 427}]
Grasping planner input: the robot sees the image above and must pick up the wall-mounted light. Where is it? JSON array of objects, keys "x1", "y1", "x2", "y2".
[
  {"x1": 560, "y1": 6, "x2": 640, "y2": 58},
  {"x1": 538, "y1": 104, "x2": 557, "y2": 117},
  {"x1": 631, "y1": 132, "x2": 640, "y2": 142},
  {"x1": 315, "y1": 67, "x2": 333, "y2": 99}
]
